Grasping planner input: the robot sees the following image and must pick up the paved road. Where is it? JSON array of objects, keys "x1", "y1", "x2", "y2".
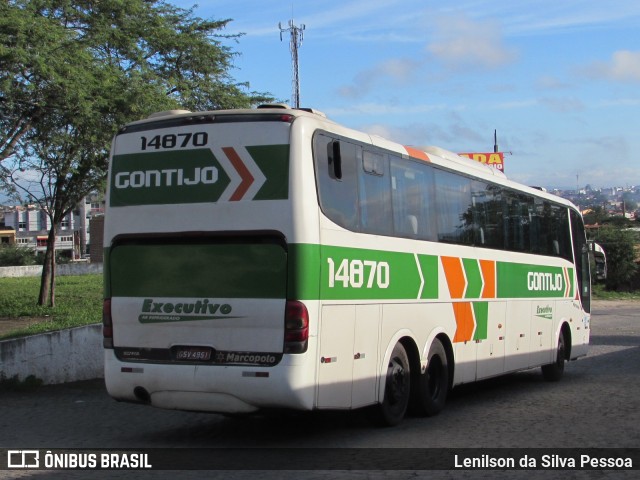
[{"x1": 1, "y1": 300, "x2": 638, "y2": 479}]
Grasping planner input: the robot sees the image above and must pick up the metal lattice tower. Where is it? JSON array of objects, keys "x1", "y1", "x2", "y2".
[{"x1": 279, "y1": 19, "x2": 305, "y2": 108}]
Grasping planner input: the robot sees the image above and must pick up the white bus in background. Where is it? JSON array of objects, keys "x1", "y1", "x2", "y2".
[
  {"x1": 588, "y1": 241, "x2": 607, "y2": 281},
  {"x1": 103, "y1": 104, "x2": 591, "y2": 426}
]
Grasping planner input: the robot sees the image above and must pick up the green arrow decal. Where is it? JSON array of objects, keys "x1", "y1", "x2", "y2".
[
  {"x1": 462, "y1": 258, "x2": 483, "y2": 299},
  {"x1": 248, "y1": 145, "x2": 290, "y2": 200}
]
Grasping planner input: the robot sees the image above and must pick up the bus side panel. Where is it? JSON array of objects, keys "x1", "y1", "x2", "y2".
[{"x1": 475, "y1": 301, "x2": 506, "y2": 379}]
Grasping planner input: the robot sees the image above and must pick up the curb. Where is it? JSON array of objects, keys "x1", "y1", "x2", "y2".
[{"x1": 0, "y1": 324, "x2": 104, "y2": 385}]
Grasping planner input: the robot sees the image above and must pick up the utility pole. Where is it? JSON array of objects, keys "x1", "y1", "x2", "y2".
[{"x1": 279, "y1": 19, "x2": 305, "y2": 108}]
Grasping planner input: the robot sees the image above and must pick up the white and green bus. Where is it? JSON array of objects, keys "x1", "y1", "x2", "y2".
[{"x1": 103, "y1": 104, "x2": 591, "y2": 426}]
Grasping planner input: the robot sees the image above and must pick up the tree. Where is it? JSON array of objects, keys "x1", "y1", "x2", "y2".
[
  {"x1": 582, "y1": 205, "x2": 608, "y2": 226},
  {"x1": 1, "y1": 0, "x2": 273, "y2": 306},
  {"x1": 593, "y1": 226, "x2": 638, "y2": 291}
]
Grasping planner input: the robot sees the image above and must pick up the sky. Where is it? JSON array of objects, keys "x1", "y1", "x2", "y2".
[{"x1": 171, "y1": 0, "x2": 640, "y2": 190}]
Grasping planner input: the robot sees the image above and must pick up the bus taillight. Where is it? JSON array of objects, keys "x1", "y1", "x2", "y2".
[
  {"x1": 103, "y1": 299, "x2": 113, "y2": 349},
  {"x1": 284, "y1": 301, "x2": 309, "y2": 354}
]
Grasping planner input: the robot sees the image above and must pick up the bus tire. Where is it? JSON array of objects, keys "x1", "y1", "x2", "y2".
[
  {"x1": 542, "y1": 330, "x2": 566, "y2": 382},
  {"x1": 410, "y1": 338, "x2": 449, "y2": 417},
  {"x1": 371, "y1": 342, "x2": 411, "y2": 427}
]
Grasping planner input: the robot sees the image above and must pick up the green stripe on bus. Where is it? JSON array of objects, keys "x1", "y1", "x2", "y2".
[
  {"x1": 248, "y1": 145, "x2": 290, "y2": 200},
  {"x1": 288, "y1": 244, "x2": 439, "y2": 301},
  {"x1": 110, "y1": 150, "x2": 231, "y2": 207},
  {"x1": 497, "y1": 262, "x2": 573, "y2": 299},
  {"x1": 105, "y1": 242, "x2": 575, "y2": 302},
  {"x1": 462, "y1": 258, "x2": 483, "y2": 299},
  {"x1": 473, "y1": 301, "x2": 489, "y2": 340}
]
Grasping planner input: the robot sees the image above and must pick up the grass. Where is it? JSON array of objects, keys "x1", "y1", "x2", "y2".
[
  {"x1": 0, "y1": 274, "x2": 103, "y2": 340},
  {"x1": 592, "y1": 283, "x2": 640, "y2": 301}
]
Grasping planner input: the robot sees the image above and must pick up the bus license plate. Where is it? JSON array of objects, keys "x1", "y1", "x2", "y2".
[{"x1": 175, "y1": 347, "x2": 212, "y2": 361}]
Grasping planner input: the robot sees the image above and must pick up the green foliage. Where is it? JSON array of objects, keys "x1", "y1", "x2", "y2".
[
  {"x1": 582, "y1": 205, "x2": 607, "y2": 225},
  {"x1": 1, "y1": 1, "x2": 273, "y2": 305},
  {"x1": 0, "y1": 245, "x2": 73, "y2": 267},
  {"x1": 602, "y1": 216, "x2": 635, "y2": 228},
  {"x1": 591, "y1": 226, "x2": 638, "y2": 291},
  {"x1": 592, "y1": 283, "x2": 640, "y2": 300},
  {"x1": 0, "y1": 274, "x2": 102, "y2": 339},
  {"x1": 0, "y1": 245, "x2": 37, "y2": 266}
]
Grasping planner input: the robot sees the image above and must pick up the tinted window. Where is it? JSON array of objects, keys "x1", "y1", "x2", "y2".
[
  {"x1": 571, "y1": 209, "x2": 591, "y2": 312},
  {"x1": 359, "y1": 151, "x2": 393, "y2": 235},
  {"x1": 314, "y1": 134, "x2": 360, "y2": 231},
  {"x1": 313, "y1": 131, "x2": 577, "y2": 265},
  {"x1": 471, "y1": 182, "x2": 504, "y2": 249},
  {"x1": 390, "y1": 156, "x2": 437, "y2": 240},
  {"x1": 434, "y1": 169, "x2": 474, "y2": 245}
]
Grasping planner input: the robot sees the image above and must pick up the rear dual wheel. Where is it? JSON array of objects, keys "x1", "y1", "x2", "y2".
[
  {"x1": 410, "y1": 338, "x2": 449, "y2": 417},
  {"x1": 372, "y1": 339, "x2": 450, "y2": 426},
  {"x1": 372, "y1": 342, "x2": 411, "y2": 427}
]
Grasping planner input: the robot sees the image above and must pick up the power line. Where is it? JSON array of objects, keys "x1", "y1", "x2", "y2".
[{"x1": 279, "y1": 19, "x2": 305, "y2": 108}]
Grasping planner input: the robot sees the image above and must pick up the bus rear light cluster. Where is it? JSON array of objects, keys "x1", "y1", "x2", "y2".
[
  {"x1": 103, "y1": 299, "x2": 114, "y2": 349},
  {"x1": 284, "y1": 300, "x2": 309, "y2": 354}
]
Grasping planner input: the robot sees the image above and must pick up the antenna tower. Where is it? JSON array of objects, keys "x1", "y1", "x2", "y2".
[{"x1": 279, "y1": 19, "x2": 305, "y2": 108}]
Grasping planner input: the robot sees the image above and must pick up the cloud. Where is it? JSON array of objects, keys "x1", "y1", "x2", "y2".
[
  {"x1": 337, "y1": 58, "x2": 422, "y2": 99},
  {"x1": 336, "y1": 12, "x2": 518, "y2": 99},
  {"x1": 582, "y1": 50, "x2": 640, "y2": 83},
  {"x1": 353, "y1": 111, "x2": 487, "y2": 149},
  {"x1": 539, "y1": 97, "x2": 585, "y2": 113},
  {"x1": 536, "y1": 75, "x2": 572, "y2": 90},
  {"x1": 426, "y1": 14, "x2": 517, "y2": 70}
]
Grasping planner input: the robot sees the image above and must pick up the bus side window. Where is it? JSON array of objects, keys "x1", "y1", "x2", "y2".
[
  {"x1": 549, "y1": 205, "x2": 572, "y2": 261},
  {"x1": 313, "y1": 134, "x2": 360, "y2": 231},
  {"x1": 390, "y1": 157, "x2": 437, "y2": 241},
  {"x1": 359, "y1": 150, "x2": 392, "y2": 236},
  {"x1": 571, "y1": 209, "x2": 591, "y2": 313},
  {"x1": 433, "y1": 169, "x2": 474, "y2": 245},
  {"x1": 471, "y1": 182, "x2": 504, "y2": 249}
]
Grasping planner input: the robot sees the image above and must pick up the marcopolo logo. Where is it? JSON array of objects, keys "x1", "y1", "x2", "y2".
[{"x1": 138, "y1": 298, "x2": 235, "y2": 323}]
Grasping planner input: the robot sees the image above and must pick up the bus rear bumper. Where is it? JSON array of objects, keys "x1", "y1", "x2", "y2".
[
  {"x1": 151, "y1": 390, "x2": 259, "y2": 414},
  {"x1": 104, "y1": 351, "x2": 315, "y2": 414}
]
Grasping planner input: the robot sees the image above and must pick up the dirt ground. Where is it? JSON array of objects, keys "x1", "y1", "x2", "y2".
[{"x1": 0, "y1": 316, "x2": 52, "y2": 338}]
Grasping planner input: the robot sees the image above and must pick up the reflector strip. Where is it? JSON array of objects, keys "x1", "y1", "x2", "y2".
[
  {"x1": 242, "y1": 372, "x2": 269, "y2": 378},
  {"x1": 121, "y1": 367, "x2": 144, "y2": 373}
]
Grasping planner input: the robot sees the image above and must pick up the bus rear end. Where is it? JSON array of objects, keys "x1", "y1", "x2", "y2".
[{"x1": 103, "y1": 107, "x2": 316, "y2": 414}]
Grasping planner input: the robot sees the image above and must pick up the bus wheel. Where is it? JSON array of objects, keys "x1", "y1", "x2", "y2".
[
  {"x1": 372, "y1": 342, "x2": 411, "y2": 427},
  {"x1": 542, "y1": 330, "x2": 566, "y2": 382},
  {"x1": 410, "y1": 338, "x2": 449, "y2": 416}
]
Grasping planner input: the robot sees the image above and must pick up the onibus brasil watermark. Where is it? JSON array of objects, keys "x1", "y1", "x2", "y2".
[{"x1": 7, "y1": 450, "x2": 151, "y2": 470}]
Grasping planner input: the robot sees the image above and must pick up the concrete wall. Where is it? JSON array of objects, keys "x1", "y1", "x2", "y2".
[
  {"x1": 0, "y1": 262, "x2": 103, "y2": 278},
  {"x1": 0, "y1": 325, "x2": 103, "y2": 385}
]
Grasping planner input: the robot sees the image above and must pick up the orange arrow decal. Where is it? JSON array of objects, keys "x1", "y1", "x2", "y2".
[
  {"x1": 442, "y1": 256, "x2": 475, "y2": 342},
  {"x1": 222, "y1": 147, "x2": 254, "y2": 201}
]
